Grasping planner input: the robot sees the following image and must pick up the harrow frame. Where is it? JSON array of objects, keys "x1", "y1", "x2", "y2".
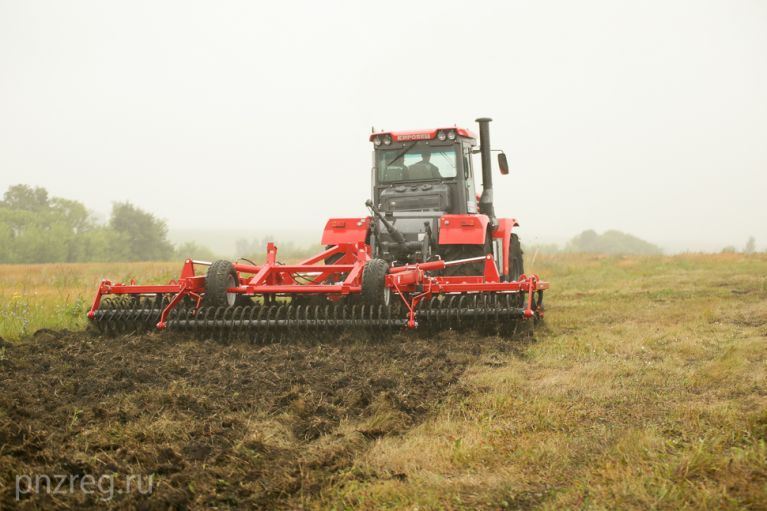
[{"x1": 88, "y1": 240, "x2": 548, "y2": 333}]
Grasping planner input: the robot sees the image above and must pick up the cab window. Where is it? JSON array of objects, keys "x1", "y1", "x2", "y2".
[{"x1": 377, "y1": 146, "x2": 457, "y2": 183}]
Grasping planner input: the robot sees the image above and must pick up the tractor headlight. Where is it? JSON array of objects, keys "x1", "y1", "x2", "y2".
[
  {"x1": 374, "y1": 136, "x2": 382, "y2": 146},
  {"x1": 383, "y1": 135, "x2": 392, "y2": 145},
  {"x1": 437, "y1": 130, "x2": 447, "y2": 141},
  {"x1": 447, "y1": 130, "x2": 456, "y2": 140}
]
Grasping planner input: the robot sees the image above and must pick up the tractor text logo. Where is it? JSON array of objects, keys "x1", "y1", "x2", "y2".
[{"x1": 395, "y1": 133, "x2": 431, "y2": 141}]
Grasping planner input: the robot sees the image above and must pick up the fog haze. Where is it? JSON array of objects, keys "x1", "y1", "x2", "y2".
[{"x1": 1, "y1": 0, "x2": 765, "y2": 253}]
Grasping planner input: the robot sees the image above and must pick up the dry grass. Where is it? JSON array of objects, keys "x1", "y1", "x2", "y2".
[
  {"x1": 0, "y1": 261, "x2": 179, "y2": 339},
  {"x1": 319, "y1": 253, "x2": 767, "y2": 510}
]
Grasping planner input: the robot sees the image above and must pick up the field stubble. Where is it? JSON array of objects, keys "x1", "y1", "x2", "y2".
[{"x1": 0, "y1": 253, "x2": 766, "y2": 509}]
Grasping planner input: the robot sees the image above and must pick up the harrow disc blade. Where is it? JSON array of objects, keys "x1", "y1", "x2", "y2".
[
  {"x1": 90, "y1": 295, "x2": 170, "y2": 336},
  {"x1": 165, "y1": 303, "x2": 408, "y2": 343},
  {"x1": 89, "y1": 292, "x2": 539, "y2": 342},
  {"x1": 417, "y1": 293, "x2": 529, "y2": 337}
]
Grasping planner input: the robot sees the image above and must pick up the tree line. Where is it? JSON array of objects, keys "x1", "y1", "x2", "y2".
[
  {"x1": 1, "y1": 184, "x2": 758, "y2": 263},
  {"x1": 0, "y1": 184, "x2": 175, "y2": 263}
]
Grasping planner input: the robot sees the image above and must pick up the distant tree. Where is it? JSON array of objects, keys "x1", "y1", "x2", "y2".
[
  {"x1": 10, "y1": 221, "x2": 70, "y2": 263},
  {"x1": 744, "y1": 236, "x2": 756, "y2": 254},
  {"x1": 76, "y1": 226, "x2": 115, "y2": 262},
  {"x1": 1, "y1": 184, "x2": 49, "y2": 211},
  {"x1": 721, "y1": 246, "x2": 737, "y2": 254},
  {"x1": 0, "y1": 215, "x2": 11, "y2": 261},
  {"x1": 0, "y1": 186, "x2": 89, "y2": 263},
  {"x1": 109, "y1": 202, "x2": 174, "y2": 261},
  {"x1": 236, "y1": 236, "x2": 275, "y2": 258},
  {"x1": 522, "y1": 243, "x2": 561, "y2": 254},
  {"x1": 566, "y1": 229, "x2": 662, "y2": 255},
  {"x1": 572, "y1": 229, "x2": 599, "y2": 249},
  {"x1": 49, "y1": 197, "x2": 92, "y2": 234},
  {"x1": 175, "y1": 241, "x2": 217, "y2": 261},
  {"x1": 236, "y1": 238, "x2": 258, "y2": 258},
  {"x1": 0, "y1": 185, "x2": 180, "y2": 263},
  {"x1": 235, "y1": 236, "x2": 321, "y2": 262}
]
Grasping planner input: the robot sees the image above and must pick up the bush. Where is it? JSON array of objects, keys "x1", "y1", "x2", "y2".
[{"x1": 565, "y1": 229, "x2": 662, "y2": 255}]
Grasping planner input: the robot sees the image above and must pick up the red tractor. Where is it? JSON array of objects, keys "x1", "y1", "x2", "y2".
[{"x1": 88, "y1": 117, "x2": 548, "y2": 340}]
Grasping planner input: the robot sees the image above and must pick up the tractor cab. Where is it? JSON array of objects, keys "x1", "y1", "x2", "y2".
[
  {"x1": 370, "y1": 128, "x2": 479, "y2": 217},
  {"x1": 369, "y1": 127, "x2": 484, "y2": 263}
]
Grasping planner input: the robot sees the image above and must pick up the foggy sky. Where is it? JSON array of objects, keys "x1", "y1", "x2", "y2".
[{"x1": 1, "y1": 0, "x2": 765, "y2": 253}]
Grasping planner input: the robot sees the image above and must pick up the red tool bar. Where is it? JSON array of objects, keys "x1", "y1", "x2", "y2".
[
  {"x1": 434, "y1": 276, "x2": 484, "y2": 284},
  {"x1": 388, "y1": 255, "x2": 485, "y2": 274},
  {"x1": 233, "y1": 262, "x2": 357, "y2": 275},
  {"x1": 443, "y1": 255, "x2": 487, "y2": 267},
  {"x1": 297, "y1": 245, "x2": 347, "y2": 266},
  {"x1": 107, "y1": 285, "x2": 186, "y2": 294},
  {"x1": 264, "y1": 264, "x2": 356, "y2": 273},
  {"x1": 389, "y1": 261, "x2": 441, "y2": 274},
  {"x1": 233, "y1": 285, "x2": 362, "y2": 294},
  {"x1": 430, "y1": 282, "x2": 526, "y2": 293},
  {"x1": 232, "y1": 262, "x2": 261, "y2": 274}
]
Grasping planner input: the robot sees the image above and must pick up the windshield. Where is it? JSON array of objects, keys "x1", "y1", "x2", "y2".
[{"x1": 377, "y1": 145, "x2": 457, "y2": 183}]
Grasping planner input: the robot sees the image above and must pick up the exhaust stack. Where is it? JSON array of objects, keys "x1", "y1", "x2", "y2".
[{"x1": 476, "y1": 117, "x2": 496, "y2": 225}]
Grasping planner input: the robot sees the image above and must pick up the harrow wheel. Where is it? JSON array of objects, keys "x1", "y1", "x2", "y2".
[
  {"x1": 361, "y1": 258, "x2": 391, "y2": 306},
  {"x1": 204, "y1": 260, "x2": 238, "y2": 307}
]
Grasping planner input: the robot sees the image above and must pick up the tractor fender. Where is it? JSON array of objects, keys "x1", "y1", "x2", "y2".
[
  {"x1": 437, "y1": 214, "x2": 490, "y2": 245},
  {"x1": 321, "y1": 217, "x2": 371, "y2": 245}
]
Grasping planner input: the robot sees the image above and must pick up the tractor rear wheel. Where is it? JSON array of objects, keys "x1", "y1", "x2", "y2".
[
  {"x1": 508, "y1": 233, "x2": 524, "y2": 281},
  {"x1": 204, "y1": 260, "x2": 238, "y2": 307},
  {"x1": 439, "y1": 243, "x2": 488, "y2": 276},
  {"x1": 361, "y1": 259, "x2": 391, "y2": 306},
  {"x1": 323, "y1": 245, "x2": 346, "y2": 284}
]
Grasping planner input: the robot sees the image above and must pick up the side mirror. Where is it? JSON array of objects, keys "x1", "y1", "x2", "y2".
[{"x1": 498, "y1": 152, "x2": 509, "y2": 175}]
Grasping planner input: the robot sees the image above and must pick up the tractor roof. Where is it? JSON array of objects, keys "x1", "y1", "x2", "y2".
[{"x1": 369, "y1": 127, "x2": 477, "y2": 143}]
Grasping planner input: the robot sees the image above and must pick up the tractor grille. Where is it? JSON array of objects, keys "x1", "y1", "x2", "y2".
[{"x1": 383, "y1": 193, "x2": 448, "y2": 211}]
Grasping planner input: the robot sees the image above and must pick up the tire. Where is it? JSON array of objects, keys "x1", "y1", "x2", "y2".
[
  {"x1": 323, "y1": 245, "x2": 345, "y2": 284},
  {"x1": 439, "y1": 240, "x2": 490, "y2": 276},
  {"x1": 361, "y1": 259, "x2": 391, "y2": 306},
  {"x1": 204, "y1": 260, "x2": 239, "y2": 307},
  {"x1": 508, "y1": 233, "x2": 524, "y2": 281},
  {"x1": 323, "y1": 244, "x2": 344, "y2": 265}
]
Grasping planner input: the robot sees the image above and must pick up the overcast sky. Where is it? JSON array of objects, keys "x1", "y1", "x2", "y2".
[{"x1": 1, "y1": 0, "x2": 765, "y2": 253}]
